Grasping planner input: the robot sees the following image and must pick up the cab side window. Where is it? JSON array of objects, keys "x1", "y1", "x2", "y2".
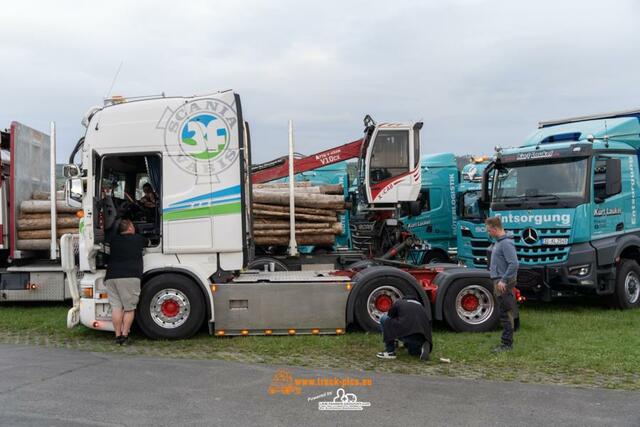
[{"x1": 593, "y1": 158, "x2": 608, "y2": 202}]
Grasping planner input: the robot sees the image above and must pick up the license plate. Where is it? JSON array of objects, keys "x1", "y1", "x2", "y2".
[{"x1": 95, "y1": 303, "x2": 112, "y2": 320}]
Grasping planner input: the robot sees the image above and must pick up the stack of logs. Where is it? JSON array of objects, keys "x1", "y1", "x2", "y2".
[
  {"x1": 16, "y1": 190, "x2": 81, "y2": 251},
  {"x1": 252, "y1": 182, "x2": 346, "y2": 247}
]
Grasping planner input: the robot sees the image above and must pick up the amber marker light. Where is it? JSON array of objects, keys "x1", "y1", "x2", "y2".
[
  {"x1": 345, "y1": 282, "x2": 352, "y2": 291},
  {"x1": 264, "y1": 329, "x2": 273, "y2": 335},
  {"x1": 76, "y1": 210, "x2": 85, "y2": 219},
  {"x1": 82, "y1": 288, "x2": 93, "y2": 298},
  {"x1": 335, "y1": 328, "x2": 344, "y2": 335},
  {"x1": 216, "y1": 330, "x2": 225, "y2": 336},
  {"x1": 311, "y1": 329, "x2": 320, "y2": 335},
  {"x1": 241, "y1": 330, "x2": 249, "y2": 336},
  {"x1": 210, "y1": 284, "x2": 217, "y2": 293},
  {"x1": 288, "y1": 329, "x2": 296, "y2": 335}
]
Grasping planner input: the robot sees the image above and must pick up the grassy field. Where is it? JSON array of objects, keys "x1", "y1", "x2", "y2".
[{"x1": 0, "y1": 299, "x2": 638, "y2": 390}]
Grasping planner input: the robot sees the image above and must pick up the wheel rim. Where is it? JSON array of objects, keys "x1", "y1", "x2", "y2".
[
  {"x1": 150, "y1": 288, "x2": 191, "y2": 329},
  {"x1": 367, "y1": 285, "x2": 403, "y2": 323},
  {"x1": 455, "y1": 285, "x2": 494, "y2": 325},
  {"x1": 624, "y1": 271, "x2": 640, "y2": 304}
]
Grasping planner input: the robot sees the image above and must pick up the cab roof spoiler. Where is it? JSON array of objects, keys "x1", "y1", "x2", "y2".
[{"x1": 538, "y1": 108, "x2": 640, "y2": 129}]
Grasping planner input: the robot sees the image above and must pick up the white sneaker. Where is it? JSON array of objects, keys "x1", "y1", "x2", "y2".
[
  {"x1": 420, "y1": 342, "x2": 430, "y2": 361},
  {"x1": 376, "y1": 351, "x2": 397, "y2": 359}
]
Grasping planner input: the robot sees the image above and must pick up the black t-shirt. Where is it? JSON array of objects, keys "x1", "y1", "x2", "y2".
[{"x1": 105, "y1": 233, "x2": 147, "y2": 280}]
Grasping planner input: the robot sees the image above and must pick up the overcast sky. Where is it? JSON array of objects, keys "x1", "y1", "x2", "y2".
[{"x1": 1, "y1": 0, "x2": 639, "y2": 163}]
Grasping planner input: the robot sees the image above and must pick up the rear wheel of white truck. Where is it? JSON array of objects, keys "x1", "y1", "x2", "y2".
[
  {"x1": 443, "y1": 278, "x2": 499, "y2": 332},
  {"x1": 136, "y1": 274, "x2": 206, "y2": 339},
  {"x1": 353, "y1": 267, "x2": 420, "y2": 332},
  {"x1": 611, "y1": 259, "x2": 640, "y2": 309}
]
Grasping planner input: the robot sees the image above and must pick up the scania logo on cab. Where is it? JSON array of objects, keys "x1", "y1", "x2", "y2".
[{"x1": 158, "y1": 98, "x2": 239, "y2": 180}]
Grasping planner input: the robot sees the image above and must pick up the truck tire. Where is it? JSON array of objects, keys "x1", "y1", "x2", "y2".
[
  {"x1": 136, "y1": 274, "x2": 206, "y2": 339},
  {"x1": 247, "y1": 257, "x2": 289, "y2": 272},
  {"x1": 611, "y1": 259, "x2": 640, "y2": 309},
  {"x1": 353, "y1": 267, "x2": 420, "y2": 332},
  {"x1": 442, "y1": 277, "x2": 499, "y2": 332},
  {"x1": 424, "y1": 251, "x2": 450, "y2": 264}
]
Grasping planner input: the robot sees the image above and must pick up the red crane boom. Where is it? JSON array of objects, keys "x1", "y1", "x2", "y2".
[{"x1": 251, "y1": 138, "x2": 364, "y2": 184}]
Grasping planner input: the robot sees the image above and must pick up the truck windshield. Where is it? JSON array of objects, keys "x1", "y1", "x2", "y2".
[{"x1": 492, "y1": 158, "x2": 588, "y2": 208}]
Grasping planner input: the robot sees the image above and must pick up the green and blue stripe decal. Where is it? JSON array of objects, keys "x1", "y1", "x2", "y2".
[{"x1": 163, "y1": 185, "x2": 241, "y2": 221}]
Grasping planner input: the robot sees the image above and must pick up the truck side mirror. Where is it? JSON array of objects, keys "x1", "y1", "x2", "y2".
[
  {"x1": 65, "y1": 178, "x2": 83, "y2": 208},
  {"x1": 63, "y1": 164, "x2": 81, "y2": 178},
  {"x1": 408, "y1": 200, "x2": 422, "y2": 217},
  {"x1": 480, "y1": 161, "x2": 495, "y2": 207},
  {"x1": 605, "y1": 158, "x2": 622, "y2": 197}
]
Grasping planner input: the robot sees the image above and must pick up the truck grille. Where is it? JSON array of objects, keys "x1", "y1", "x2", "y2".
[
  {"x1": 349, "y1": 220, "x2": 376, "y2": 253},
  {"x1": 507, "y1": 227, "x2": 571, "y2": 265},
  {"x1": 470, "y1": 238, "x2": 490, "y2": 267}
]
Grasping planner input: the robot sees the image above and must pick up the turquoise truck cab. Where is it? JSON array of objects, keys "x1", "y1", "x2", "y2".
[
  {"x1": 276, "y1": 161, "x2": 351, "y2": 253},
  {"x1": 457, "y1": 159, "x2": 491, "y2": 267},
  {"x1": 402, "y1": 153, "x2": 459, "y2": 263},
  {"x1": 481, "y1": 109, "x2": 640, "y2": 309}
]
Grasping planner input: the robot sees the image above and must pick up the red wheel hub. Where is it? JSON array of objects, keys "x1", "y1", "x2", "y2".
[
  {"x1": 375, "y1": 295, "x2": 393, "y2": 312},
  {"x1": 161, "y1": 299, "x2": 180, "y2": 317},
  {"x1": 460, "y1": 294, "x2": 479, "y2": 312}
]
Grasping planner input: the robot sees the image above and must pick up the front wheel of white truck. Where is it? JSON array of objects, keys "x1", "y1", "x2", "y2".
[{"x1": 136, "y1": 274, "x2": 206, "y2": 339}]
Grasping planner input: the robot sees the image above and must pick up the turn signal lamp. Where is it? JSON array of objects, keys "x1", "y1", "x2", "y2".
[
  {"x1": 311, "y1": 329, "x2": 320, "y2": 335},
  {"x1": 241, "y1": 330, "x2": 249, "y2": 336},
  {"x1": 76, "y1": 210, "x2": 85, "y2": 219},
  {"x1": 336, "y1": 328, "x2": 344, "y2": 335},
  {"x1": 288, "y1": 329, "x2": 296, "y2": 335},
  {"x1": 216, "y1": 330, "x2": 225, "y2": 336},
  {"x1": 210, "y1": 284, "x2": 217, "y2": 293},
  {"x1": 345, "y1": 282, "x2": 352, "y2": 291},
  {"x1": 264, "y1": 329, "x2": 273, "y2": 335},
  {"x1": 82, "y1": 287, "x2": 93, "y2": 298}
]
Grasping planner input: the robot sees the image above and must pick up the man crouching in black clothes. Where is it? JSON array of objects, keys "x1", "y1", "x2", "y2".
[{"x1": 377, "y1": 297, "x2": 432, "y2": 361}]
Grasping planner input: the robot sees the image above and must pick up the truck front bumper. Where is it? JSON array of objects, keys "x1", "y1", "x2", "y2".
[{"x1": 516, "y1": 242, "x2": 609, "y2": 301}]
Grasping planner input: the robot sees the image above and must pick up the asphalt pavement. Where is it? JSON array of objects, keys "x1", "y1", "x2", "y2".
[{"x1": 0, "y1": 344, "x2": 637, "y2": 427}]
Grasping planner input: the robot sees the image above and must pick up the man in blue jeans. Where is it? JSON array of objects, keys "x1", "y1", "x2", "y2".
[{"x1": 377, "y1": 297, "x2": 432, "y2": 361}]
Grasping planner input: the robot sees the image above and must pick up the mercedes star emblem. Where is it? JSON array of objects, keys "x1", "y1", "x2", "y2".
[{"x1": 522, "y1": 227, "x2": 539, "y2": 245}]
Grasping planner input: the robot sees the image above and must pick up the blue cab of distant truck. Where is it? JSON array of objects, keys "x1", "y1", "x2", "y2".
[
  {"x1": 402, "y1": 153, "x2": 460, "y2": 263},
  {"x1": 456, "y1": 159, "x2": 491, "y2": 268},
  {"x1": 481, "y1": 109, "x2": 640, "y2": 309}
]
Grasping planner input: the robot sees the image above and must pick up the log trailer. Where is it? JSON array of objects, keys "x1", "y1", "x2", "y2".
[
  {"x1": 62, "y1": 90, "x2": 500, "y2": 339},
  {"x1": 0, "y1": 122, "x2": 75, "y2": 302}
]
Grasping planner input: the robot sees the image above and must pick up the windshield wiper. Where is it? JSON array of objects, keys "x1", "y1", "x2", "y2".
[
  {"x1": 494, "y1": 195, "x2": 526, "y2": 201},
  {"x1": 526, "y1": 194, "x2": 560, "y2": 201}
]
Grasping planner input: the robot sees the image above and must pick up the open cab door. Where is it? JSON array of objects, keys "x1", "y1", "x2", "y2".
[{"x1": 364, "y1": 120, "x2": 423, "y2": 205}]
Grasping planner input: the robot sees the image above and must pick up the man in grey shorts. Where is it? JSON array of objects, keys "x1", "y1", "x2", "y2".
[{"x1": 105, "y1": 219, "x2": 147, "y2": 345}]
